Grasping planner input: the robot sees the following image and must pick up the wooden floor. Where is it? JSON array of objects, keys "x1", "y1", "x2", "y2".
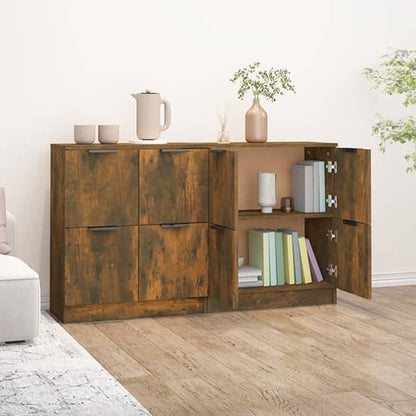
[{"x1": 64, "y1": 287, "x2": 416, "y2": 416}]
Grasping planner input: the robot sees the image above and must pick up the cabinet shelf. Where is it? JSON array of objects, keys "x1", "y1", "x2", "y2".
[
  {"x1": 238, "y1": 280, "x2": 334, "y2": 293},
  {"x1": 238, "y1": 209, "x2": 333, "y2": 220}
]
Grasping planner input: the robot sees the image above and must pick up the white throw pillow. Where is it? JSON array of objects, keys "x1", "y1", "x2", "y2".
[{"x1": 0, "y1": 187, "x2": 11, "y2": 255}]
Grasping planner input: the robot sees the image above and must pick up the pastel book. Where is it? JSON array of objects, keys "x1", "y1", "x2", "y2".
[
  {"x1": 281, "y1": 233, "x2": 295, "y2": 285},
  {"x1": 278, "y1": 229, "x2": 302, "y2": 285},
  {"x1": 291, "y1": 164, "x2": 314, "y2": 213},
  {"x1": 305, "y1": 238, "x2": 324, "y2": 282},
  {"x1": 274, "y1": 231, "x2": 285, "y2": 286},
  {"x1": 298, "y1": 160, "x2": 325, "y2": 212},
  {"x1": 298, "y1": 236, "x2": 312, "y2": 284},
  {"x1": 248, "y1": 229, "x2": 270, "y2": 287}
]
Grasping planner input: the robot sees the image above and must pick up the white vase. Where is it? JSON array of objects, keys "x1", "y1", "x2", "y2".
[{"x1": 258, "y1": 172, "x2": 276, "y2": 214}]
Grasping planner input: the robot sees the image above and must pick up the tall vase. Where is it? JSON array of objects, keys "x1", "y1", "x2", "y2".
[
  {"x1": 257, "y1": 172, "x2": 276, "y2": 213},
  {"x1": 245, "y1": 98, "x2": 267, "y2": 143}
]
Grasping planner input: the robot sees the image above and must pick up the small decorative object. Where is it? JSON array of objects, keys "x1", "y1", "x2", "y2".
[
  {"x1": 131, "y1": 90, "x2": 171, "y2": 142},
  {"x1": 217, "y1": 103, "x2": 230, "y2": 143},
  {"x1": 98, "y1": 125, "x2": 119, "y2": 144},
  {"x1": 363, "y1": 49, "x2": 416, "y2": 172},
  {"x1": 73, "y1": 125, "x2": 95, "y2": 144},
  {"x1": 280, "y1": 196, "x2": 294, "y2": 212},
  {"x1": 257, "y1": 172, "x2": 276, "y2": 213},
  {"x1": 230, "y1": 62, "x2": 295, "y2": 143}
]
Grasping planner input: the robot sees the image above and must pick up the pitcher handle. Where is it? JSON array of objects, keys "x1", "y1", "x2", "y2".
[{"x1": 160, "y1": 98, "x2": 171, "y2": 132}]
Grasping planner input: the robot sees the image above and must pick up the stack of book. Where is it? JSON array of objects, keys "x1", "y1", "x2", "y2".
[
  {"x1": 292, "y1": 160, "x2": 325, "y2": 213},
  {"x1": 238, "y1": 266, "x2": 263, "y2": 288},
  {"x1": 248, "y1": 228, "x2": 324, "y2": 287}
]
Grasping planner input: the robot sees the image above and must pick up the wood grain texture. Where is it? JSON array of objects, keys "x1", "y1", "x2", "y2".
[
  {"x1": 139, "y1": 224, "x2": 208, "y2": 301},
  {"x1": 139, "y1": 149, "x2": 208, "y2": 224},
  {"x1": 64, "y1": 287, "x2": 416, "y2": 416},
  {"x1": 55, "y1": 141, "x2": 338, "y2": 151},
  {"x1": 336, "y1": 218, "x2": 372, "y2": 299},
  {"x1": 238, "y1": 285, "x2": 335, "y2": 310},
  {"x1": 62, "y1": 298, "x2": 205, "y2": 323},
  {"x1": 65, "y1": 149, "x2": 138, "y2": 227},
  {"x1": 336, "y1": 148, "x2": 371, "y2": 225},
  {"x1": 208, "y1": 226, "x2": 238, "y2": 309},
  {"x1": 64, "y1": 226, "x2": 138, "y2": 306},
  {"x1": 50, "y1": 145, "x2": 65, "y2": 321},
  {"x1": 209, "y1": 149, "x2": 237, "y2": 229}
]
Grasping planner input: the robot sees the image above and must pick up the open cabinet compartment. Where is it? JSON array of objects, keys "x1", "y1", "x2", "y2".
[{"x1": 208, "y1": 142, "x2": 371, "y2": 313}]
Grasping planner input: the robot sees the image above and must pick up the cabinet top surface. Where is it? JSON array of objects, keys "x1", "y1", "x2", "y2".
[{"x1": 51, "y1": 141, "x2": 338, "y2": 150}]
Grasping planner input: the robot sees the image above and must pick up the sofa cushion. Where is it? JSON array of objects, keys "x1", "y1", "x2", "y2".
[
  {"x1": 0, "y1": 188, "x2": 11, "y2": 255},
  {"x1": 0, "y1": 254, "x2": 39, "y2": 281}
]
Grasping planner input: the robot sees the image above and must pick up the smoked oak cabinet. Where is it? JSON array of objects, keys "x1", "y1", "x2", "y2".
[{"x1": 50, "y1": 142, "x2": 371, "y2": 323}]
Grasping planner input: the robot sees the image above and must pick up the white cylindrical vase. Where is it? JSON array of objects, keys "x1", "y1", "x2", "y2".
[{"x1": 258, "y1": 172, "x2": 276, "y2": 214}]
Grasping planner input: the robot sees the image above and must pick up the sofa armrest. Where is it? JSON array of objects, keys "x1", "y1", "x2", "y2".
[{"x1": 6, "y1": 211, "x2": 16, "y2": 256}]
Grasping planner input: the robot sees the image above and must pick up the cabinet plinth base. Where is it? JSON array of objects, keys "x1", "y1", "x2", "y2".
[
  {"x1": 51, "y1": 298, "x2": 206, "y2": 323},
  {"x1": 237, "y1": 283, "x2": 336, "y2": 311}
]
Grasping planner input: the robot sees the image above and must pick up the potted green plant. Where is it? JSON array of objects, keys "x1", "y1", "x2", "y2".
[
  {"x1": 363, "y1": 49, "x2": 416, "y2": 172},
  {"x1": 230, "y1": 62, "x2": 295, "y2": 143}
]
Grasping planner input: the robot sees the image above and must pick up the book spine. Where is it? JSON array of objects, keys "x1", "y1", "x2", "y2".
[
  {"x1": 275, "y1": 231, "x2": 285, "y2": 286},
  {"x1": 318, "y1": 161, "x2": 325, "y2": 212},
  {"x1": 283, "y1": 234, "x2": 295, "y2": 284},
  {"x1": 298, "y1": 236, "x2": 312, "y2": 284},
  {"x1": 306, "y1": 238, "x2": 324, "y2": 282},
  {"x1": 269, "y1": 232, "x2": 277, "y2": 286}
]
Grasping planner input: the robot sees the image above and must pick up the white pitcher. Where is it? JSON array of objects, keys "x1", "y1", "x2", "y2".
[{"x1": 131, "y1": 90, "x2": 171, "y2": 140}]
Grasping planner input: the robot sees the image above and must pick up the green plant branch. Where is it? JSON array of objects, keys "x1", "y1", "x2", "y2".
[
  {"x1": 230, "y1": 62, "x2": 295, "y2": 102},
  {"x1": 364, "y1": 49, "x2": 416, "y2": 172}
]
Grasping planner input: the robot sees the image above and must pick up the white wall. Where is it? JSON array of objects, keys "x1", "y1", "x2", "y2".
[{"x1": 1, "y1": 0, "x2": 415, "y2": 303}]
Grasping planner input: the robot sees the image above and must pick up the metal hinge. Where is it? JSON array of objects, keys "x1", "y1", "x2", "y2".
[
  {"x1": 327, "y1": 264, "x2": 338, "y2": 278},
  {"x1": 326, "y1": 229, "x2": 338, "y2": 242},
  {"x1": 326, "y1": 161, "x2": 337, "y2": 173},
  {"x1": 326, "y1": 194, "x2": 338, "y2": 208}
]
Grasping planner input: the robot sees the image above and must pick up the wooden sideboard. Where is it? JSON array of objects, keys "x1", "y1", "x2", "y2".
[{"x1": 50, "y1": 142, "x2": 371, "y2": 322}]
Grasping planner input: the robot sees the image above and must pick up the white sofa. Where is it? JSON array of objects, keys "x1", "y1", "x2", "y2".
[{"x1": 0, "y1": 212, "x2": 40, "y2": 343}]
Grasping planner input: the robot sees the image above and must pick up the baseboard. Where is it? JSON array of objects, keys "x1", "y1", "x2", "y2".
[
  {"x1": 41, "y1": 294, "x2": 50, "y2": 310},
  {"x1": 372, "y1": 272, "x2": 416, "y2": 288},
  {"x1": 40, "y1": 272, "x2": 416, "y2": 309}
]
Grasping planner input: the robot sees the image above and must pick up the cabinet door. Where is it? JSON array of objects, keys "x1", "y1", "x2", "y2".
[
  {"x1": 336, "y1": 219, "x2": 371, "y2": 299},
  {"x1": 65, "y1": 149, "x2": 138, "y2": 227},
  {"x1": 139, "y1": 149, "x2": 208, "y2": 224},
  {"x1": 209, "y1": 149, "x2": 237, "y2": 229},
  {"x1": 209, "y1": 225, "x2": 238, "y2": 309},
  {"x1": 64, "y1": 226, "x2": 138, "y2": 306},
  {"x1": 336, "y1": 148, "x2": 371, "y2": 224},
  {"x1": 139, "y1": 223, "x2": 208, "y2": 301}
]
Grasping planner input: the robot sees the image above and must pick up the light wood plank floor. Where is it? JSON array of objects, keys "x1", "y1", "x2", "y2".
[{"x1": 64, "y1": 287, "x2": 416, "y2": 416}]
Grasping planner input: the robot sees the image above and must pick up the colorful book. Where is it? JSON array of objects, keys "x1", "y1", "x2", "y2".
[
  {"x1": 275, "y1": 231, "x2": 285, "y2": 286},
  {"x1": 239, "y1": 280, "x2": 264, "y2": 288},
  {"x1": 298, "y1": 236, "x2": 312, "y2": 284},
  {"x1": 279, "y1": 229, "x2": 302, "y2": 285},
  {"x1": 268, "y1": 231, "x2": 277, "y2": 286},
  {"x1": 292, "y1": 164, "x2": 314, "y2": 213},
  {"x1": 248, "y1": 229, "x2": 270, "y2": 287},
  {"x1": 282, "y1": 233, "x2": 295, "y2": 284},
  {"x1": 306, "y1": 238, "x2": 324, "y2": 282},
  {"x1": 299, "y1": 161, "x2": 325, "y2": 212}
]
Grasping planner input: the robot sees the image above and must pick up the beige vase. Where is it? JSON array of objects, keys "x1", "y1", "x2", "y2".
[{"x1": 245, "y1": 98, "x2": 267, "y2": 143}]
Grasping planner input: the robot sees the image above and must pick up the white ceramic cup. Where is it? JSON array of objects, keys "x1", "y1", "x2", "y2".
[
  {"x1": 98, "y1": 125, "x2": 119, "y2": 144},
  {"x1": 74, "y1": 125, "x2": 95, "y2": 144}
]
